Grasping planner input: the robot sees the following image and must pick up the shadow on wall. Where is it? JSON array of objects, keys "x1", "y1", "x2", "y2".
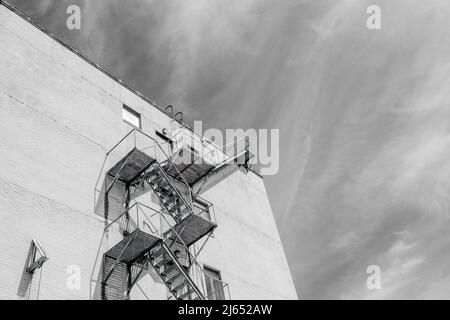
[
  {"x1": 90, "y1": 148, "x2": 167, "y2": 300},
  {"x1": 94, "y1": 170, "x2": 127, "y2": 225},
  {"x1": 16, "y1": 242, "x2": 37, "y2": 299}
]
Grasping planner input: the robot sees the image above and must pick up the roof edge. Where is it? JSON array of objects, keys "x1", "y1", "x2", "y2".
[
  {"x1": 0, "y1": 0, "x2": 173, "y2": 120},
  {"x1": 0, "y1": 0, "x2": 264, "y2": 180}
]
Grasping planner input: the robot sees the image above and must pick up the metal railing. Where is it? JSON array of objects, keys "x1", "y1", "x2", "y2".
[
  {"x1": 106, "y1": 128, "x2": 195, "y2": 208},
  {"x1": 170, "y1": 127, "x2": 251, "y2": 168},
  {"x1": 103, "y1": 129, "x2": 230, "y2": 299},
  {"x1": 104, "y1": 201, "x2": 228, "y2": 300}
]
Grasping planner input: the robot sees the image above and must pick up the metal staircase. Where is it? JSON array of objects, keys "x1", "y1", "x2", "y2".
[
  {"x1": 100, "y1": 129, "x2": 230, "y2": 300},
  {"x1": 149, "y1": 241, "x2": 204, "y2": 300},
  {"x1": 129, "y1": 159, "x2": 193, "y2": 223},
  {"x1": 167, "y1": 126, "x2": 254, "y2": 191}
]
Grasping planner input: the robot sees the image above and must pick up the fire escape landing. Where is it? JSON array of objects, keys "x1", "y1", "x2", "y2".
[{"x1": 99, "y1": 128, "x2": 235, "y2": 300}]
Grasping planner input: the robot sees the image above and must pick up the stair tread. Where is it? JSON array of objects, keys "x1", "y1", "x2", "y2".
[
  {"x1": 161, "y1": 265, "x2": 178, "y2": 276},
  {"x1": 173, "y1": 281, "x2": 188, "y2": 292},
  {"x1": 178, "y1": 288, "x2": 195, "y2": 300},
  {"x1": 166, "y1": 271, "x2": 184, "y2": 284}
]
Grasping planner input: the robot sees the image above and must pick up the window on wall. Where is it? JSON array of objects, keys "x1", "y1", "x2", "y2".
[
  {"x1": 122, "y1": 105, "x2": 141, "y2": 129},
  {"x1": 204, "y1": 266, "x2": 225, "y2": 300}
]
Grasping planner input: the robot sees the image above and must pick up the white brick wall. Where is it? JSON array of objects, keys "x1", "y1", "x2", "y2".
[{"x1": 0, "y1": 4, "x2": 297, "y2": 300}]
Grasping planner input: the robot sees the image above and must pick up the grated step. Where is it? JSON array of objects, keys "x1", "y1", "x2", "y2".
[
  {"x1": 174, "y1": 208, "x2": 191, "y2": 220},
  {"x1": 178, "y1": 288, "x2": 195, "y2": 300},
  {"x1": 172, "y1": 281, "x2": 188, "y2": 293},
  {"x1": 161, "y1": 265, "x2": 178, "y2": 277},
  {"x1": 163, "y1": 196, "x2": 177, "y2": 206},
  {"x1": 147, "y1": 173, "x2": 161, "y2": 184},
  {"x1": 166, "y1": 271, "x2": 183, "y2": 285},
  {"x1": 154, "y1": 257, "x2": 168, "y2": 269}
]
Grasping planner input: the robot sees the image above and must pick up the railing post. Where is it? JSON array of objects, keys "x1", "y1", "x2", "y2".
[{"x1": 234, "y1": 136, "x2": 238, "y2": 163}]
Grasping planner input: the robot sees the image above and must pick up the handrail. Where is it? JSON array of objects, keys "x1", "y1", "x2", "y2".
[
  {"x1": 161, "y1": 241, "x2": 204, "y2": 299},
  {"x1": 170, "y1": 128, "x2": 222, "y2": 156},
  {"x1": 106, "y1": 129, "x2": 135, "y2": 156},
  {"x1": 104, "y1": 130, "x2": 230, "y2": 299},
  {"x1": 136, "y1": 202, "x2": 225, "y2": 298},
  {"x1": 165, "y1": 105, "x2": 174, "y2": 118},
  {"x1": 174, "y1": 111, "x2": 184, "y2": 123},
  {"x1": 104, "y1": 200, "x2": 227, "y2": 299},
  {"x1": 170, "y1": 127, "x2": 249, "y2": 167},
  {"x1": 106, "y1": 128, "x2": 195, "y2": 209},
  {"x1": 134, "y1": 129, "x2": 195, "y2": 205},
  {"x1": 156, "y1": 207, "x2": 207, "y2": 296},
  {"x1": 153, "y1": 161, "x2": 193, "y2": 213}
]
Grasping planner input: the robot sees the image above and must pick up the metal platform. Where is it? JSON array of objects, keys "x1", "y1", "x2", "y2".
[
  {"x1": 167, "y1": 147, "x2": 215, "y2": 185},
  {"x1": 168, "y1": 214, "x2": 217, "y2": 247},
  {"x1": 108, "y1": 148, "x2": 155, "y2": 184},
  {"x1": 105, "y1": 229, "x2": 162, "y2": 264}
]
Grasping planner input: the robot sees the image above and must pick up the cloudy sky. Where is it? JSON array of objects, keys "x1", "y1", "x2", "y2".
[{"x1": 8, "y1": 0, "x2": 450, "y2": 299}]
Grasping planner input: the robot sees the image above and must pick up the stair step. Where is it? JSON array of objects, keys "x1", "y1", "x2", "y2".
[
  {"x1": 152, "y1": 175, "x2": 164, "y2": 184},
  {"x1": 166, "y1": 271, "x2": 183, "y2": 284},
  {"x1": 161, "y1": 265, "x2": 178, "y2": 277},
  {"x1": 172, "y1": 281, "x2": 187, "y2": 293},
  {"x1": 147, "y1": 173, "x2": 161, "y2": 184},
  {"x1": 150, "y1": 247, "x2": 164, "y2": 259},
  {"x1": 163, "y1": 196, "x2": 177, "y2": 206},
  {"x1": 178, "y1": 288, "x2": 195, "y2": 300},
  {"x1": 174, "y1": 208, "x2": 191, "y2": 219},
  {"x1": 154, "y1": 258, "x2": 168, "y2": 269},
  {"x1": 159, "y1": 189, "x2": 172, "y2": 197},
  {"x1": 152, "y1": 178, "x2": 162, "y2": 190},
  {"x1": 154, "y1": 178, "x2": 170, "y2": 188},
  {"x1": 167, "y1": 203, "x2": 182, "y2": 212},
  {"x1": 155, "y1": 186, "x2": 171, "y2": 194},
  {"x1": 169, "y1": 203, "x2": 185, "y2": 213}
]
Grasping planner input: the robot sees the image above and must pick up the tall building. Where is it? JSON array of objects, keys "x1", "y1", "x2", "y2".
[{"x1": 0, "y1": 1, "x2": 297, "y2": 300}]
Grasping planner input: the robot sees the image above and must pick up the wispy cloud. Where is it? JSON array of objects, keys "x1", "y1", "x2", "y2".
[{"x1": 9, "y1": 0, "x2": 450, "y2": 299}]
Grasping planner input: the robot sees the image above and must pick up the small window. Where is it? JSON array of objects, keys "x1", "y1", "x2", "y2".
[
  {"x1": 204, "y1": 266, "x2": 225, "y2": 300},
  {"x1": 122, "y1": 105, "x2": 141, "y2": 129}
]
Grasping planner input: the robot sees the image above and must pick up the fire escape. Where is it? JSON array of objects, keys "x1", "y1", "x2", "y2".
[{"x1": 99, "y1": 125, "x2": 251, "y2": 300}]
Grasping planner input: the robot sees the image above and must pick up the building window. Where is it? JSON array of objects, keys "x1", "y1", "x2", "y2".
[
  {"x1": 204, "y1": 266, "x2": 225, "y2": 300},
  {"x1": 122, "y1": 105, "x2": 141, "y2": 129}
]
